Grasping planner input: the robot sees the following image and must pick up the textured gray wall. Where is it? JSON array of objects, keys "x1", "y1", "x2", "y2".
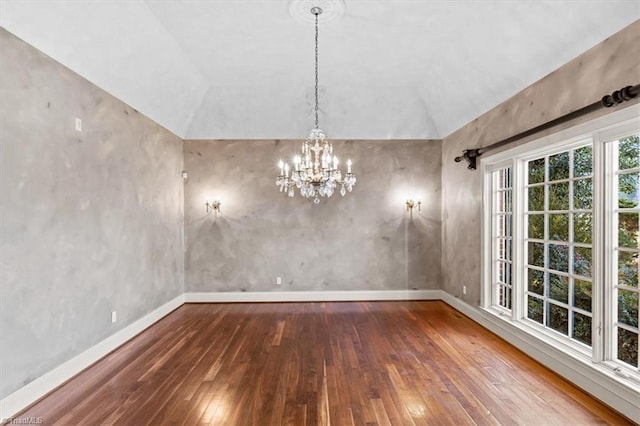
[
  {"x1": 0, "y1": 29, "x2": 184, "y2": 398},
  {"x1": 441, "y1": 21, "x2": 640, "y2": 306},
  {"x1": 184, "y1": 139, "x2": 442, "y2": 292}
]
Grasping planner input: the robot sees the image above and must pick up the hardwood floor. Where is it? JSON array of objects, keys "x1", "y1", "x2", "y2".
[{"x1": 17, "y1": 301, "x2": 634, "y2": 425}]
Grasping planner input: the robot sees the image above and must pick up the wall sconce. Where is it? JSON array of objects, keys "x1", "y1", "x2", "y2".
[
  {"x1": 206, "y1": 200, "x2": 221, "y2": 213},
  {"x1": 406, "y1": 199, "x2": 421, "y2": 212}
]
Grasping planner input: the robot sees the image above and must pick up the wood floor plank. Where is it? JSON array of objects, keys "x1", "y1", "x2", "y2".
[{"x1": 13, "y1": 301, "x2": 636, "y2": 425}]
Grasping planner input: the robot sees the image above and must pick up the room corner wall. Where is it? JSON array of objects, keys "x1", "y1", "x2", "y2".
[
  {"x1": 441, "y1": 20, "x2": 640, "y2": 305},
  {"x1": 183, "y1": 139, "x2": 442, "y2": 294},
  {"x1": 0, "y1": 28, "x2": 185, "y2": 399}
]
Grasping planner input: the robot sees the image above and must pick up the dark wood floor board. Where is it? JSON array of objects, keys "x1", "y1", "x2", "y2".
[{"x1": 14, "y1": 301, "x2": 636, "y2": 425}]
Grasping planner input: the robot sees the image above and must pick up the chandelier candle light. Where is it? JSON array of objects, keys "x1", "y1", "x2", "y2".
[{"x1": 276, "y1": 6, "x2": 356, "y2": 204}]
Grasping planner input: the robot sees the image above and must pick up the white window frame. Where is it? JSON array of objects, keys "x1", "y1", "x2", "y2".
[
  {"x1": 601, "y1": 121, "x2": 640, "y2": 371},
  {"x1": 518, "y1": 138, "x2": 596, "y2": 353},
  {"x1": 481, "y1": 104, "x2": 640, "y2": 389},
  {"x1": 484, "y1": 162, "x2": 515, "y2": 315}
]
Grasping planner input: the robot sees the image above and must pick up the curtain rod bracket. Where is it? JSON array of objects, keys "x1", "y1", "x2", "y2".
[{"x1": 454, "y1": 148, "x2": 482, "y2": 170}]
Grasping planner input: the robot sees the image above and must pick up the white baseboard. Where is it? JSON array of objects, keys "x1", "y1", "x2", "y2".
[
  {"x1": 440, "y1": 293, "x2": 640, "y2": 422},
  {"x1": 184, "y1": 289, "x2": 444, "y2": 303},
  {"x1": 0, "y1": 294, "x2": 185, "y2": 421}
]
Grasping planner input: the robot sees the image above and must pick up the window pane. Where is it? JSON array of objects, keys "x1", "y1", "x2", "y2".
[
  {"x1": 505, "y1": 168, "x2": 512, "y2": 188},
  {"x1": 617, "y1": 328, "x2": 638, "y2": 367},
  {"x1": 549, "y1": 182, "x2": 569, "y2": 210},
  {"x1": 528, "y1": 296, "x2": 543, "y2": 324},
  {"x1": 573, "y1": 312, "x2": 592, "y2": 346},
  {"x1": 574, "y1": 247, "x2": 592, "y2": 278},
  {"x1": 618, "y1": 213, "x2": 639, "y2": 248},
  {"x1": 549, "y1": 152, "x2": 570, "y2": 181},
  {"x1": 547, "y1": 303, "x2": 569, "y2": 335},
  {"x1": 618, "y1": 289, "x2": 639, "y2": 328},
  {"x1": 573, "y1": 145, "x2": 593, "y2": 177},
  {"x1": 528, "y1": 186, "x2": 544, "y2": 211},
  {"x1": 498, "y1": 261, "x2": 511, "y2": 285},
  {"x1": 574, "y1": 178, "x2": 593, "y2": 210},
  {"x1": 496, "y1": 190, "x2": 505, "y2": 212},
  {"x1": 528, "y1": 242, "x2": 544, "y2": 267},
  {"x1": 549, "y1": 214, "x2": 569, "y2": 241},
  {"x1": 618, "y1": 134, "x2": 640, "y2": 171},
  {"x1": 528, "y1": 158, "x2": 545, "y2": 184},
  {"x1": 573, "y1": 213, "x2": 592, "y2": 244},
  {"x1": 528, "y1": 214, "x2": 544, "y2": 239},
  {"x1": 549, "y1": 273, "x2": 569, "y2": 303},
  {"x1": 574, "y1": 279, "x2": 592, "y2": 312},
  {"x1": 497, "y1": 238, "x2": 506, "y2": 260},
  {"x1": 496, "y1": 214, "x2": 510, "y2": 237},
  {"x1": 528, "y1": 268, "x2": 544, "y2": 295},
  {"x1": 497, "y1": 167, "x2": 512, "y2": 189},
  {"x1": 619, "y1": 173, "x2": 639, "y2": 208},
  {"x1": 497, "y1": 190, "x2": 513, "y2": 213},
  {"x1": 505, "y1": 239, "x2": 512, "y2": 261},
  {"x1": 618, "y1": 251, "x2": 639, "y2": 288},
  {"x1": 498, "y1": 285, "x2": 512, "y2": 309},
  {"x1": 549, "y1": 244, "x2": 568, "y2": 272}
]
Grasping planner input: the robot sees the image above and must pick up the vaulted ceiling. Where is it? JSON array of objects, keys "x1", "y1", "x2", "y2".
[{"x1": 1, "y1": 1, "x2": 638, "y2": 139}]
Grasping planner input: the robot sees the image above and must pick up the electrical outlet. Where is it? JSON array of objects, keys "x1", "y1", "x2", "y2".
[
  {"x1": 276, "y1": 276, "x2": 282, "y2": 285},
  {"x1": 75, "y1": 117, "x2": 82, "y2": 132},
  {"x1": 111, "y1": 311, "x2": 117, "y2": 323},
  {"x1": 463, "y1": 286, "x2": 467, "y2": 295}
]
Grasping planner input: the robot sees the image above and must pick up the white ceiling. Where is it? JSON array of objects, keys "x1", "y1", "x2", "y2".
[{"x1": 1, "y1": 1, "x2": 638, "y2": 139}]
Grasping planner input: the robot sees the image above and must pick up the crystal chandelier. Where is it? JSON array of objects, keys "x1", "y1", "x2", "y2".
[{"x1": 276, "y1": 6, "x2": 356, "y2": 204}]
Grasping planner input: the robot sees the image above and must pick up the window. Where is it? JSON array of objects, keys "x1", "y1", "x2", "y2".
[
  {"x1": 491, "y1": 167, "x2": 513, "y2": 310},
  {"x1": 608, "y1": 135, "x2": 639, "y2": 368},
  {"x1": 525, "y1": 145, "x2": 594, "y2": 346},
  {"x1": 483, "y1": 107, "x2": 640, "y2": 383}
]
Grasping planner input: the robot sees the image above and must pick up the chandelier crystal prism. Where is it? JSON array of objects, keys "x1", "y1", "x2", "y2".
[{"x1": 276, "y1": 6, "x2": 356, "y2": 204}]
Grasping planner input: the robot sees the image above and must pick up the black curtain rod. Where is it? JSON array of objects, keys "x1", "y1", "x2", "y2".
[{"x1": 454, "y1": 84, "x2": 640, "y2": 170}]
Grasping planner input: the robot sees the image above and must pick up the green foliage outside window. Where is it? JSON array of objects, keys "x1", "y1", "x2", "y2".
[
  {"x1": 526, "y1": 145, "x2": 594, "y2": 346},
  {"x1": 616, "y1": 135, "x2": 639, "y2": 366},
  {"x1": 526, "y1": 137, "x2": 639, "y2": 360}
]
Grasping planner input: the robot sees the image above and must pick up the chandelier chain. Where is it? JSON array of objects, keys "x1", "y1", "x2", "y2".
[{"x1": 314, "y1": 11, "x2": 319, "y2": 129}]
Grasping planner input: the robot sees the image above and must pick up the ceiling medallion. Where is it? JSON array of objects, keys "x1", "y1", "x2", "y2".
[
  {"x1": 277, "y1": 5, "x2": 356, "y2": 204},
  {"x1": 288, "y1": 0, "x2": 346, "y2": 24}
]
